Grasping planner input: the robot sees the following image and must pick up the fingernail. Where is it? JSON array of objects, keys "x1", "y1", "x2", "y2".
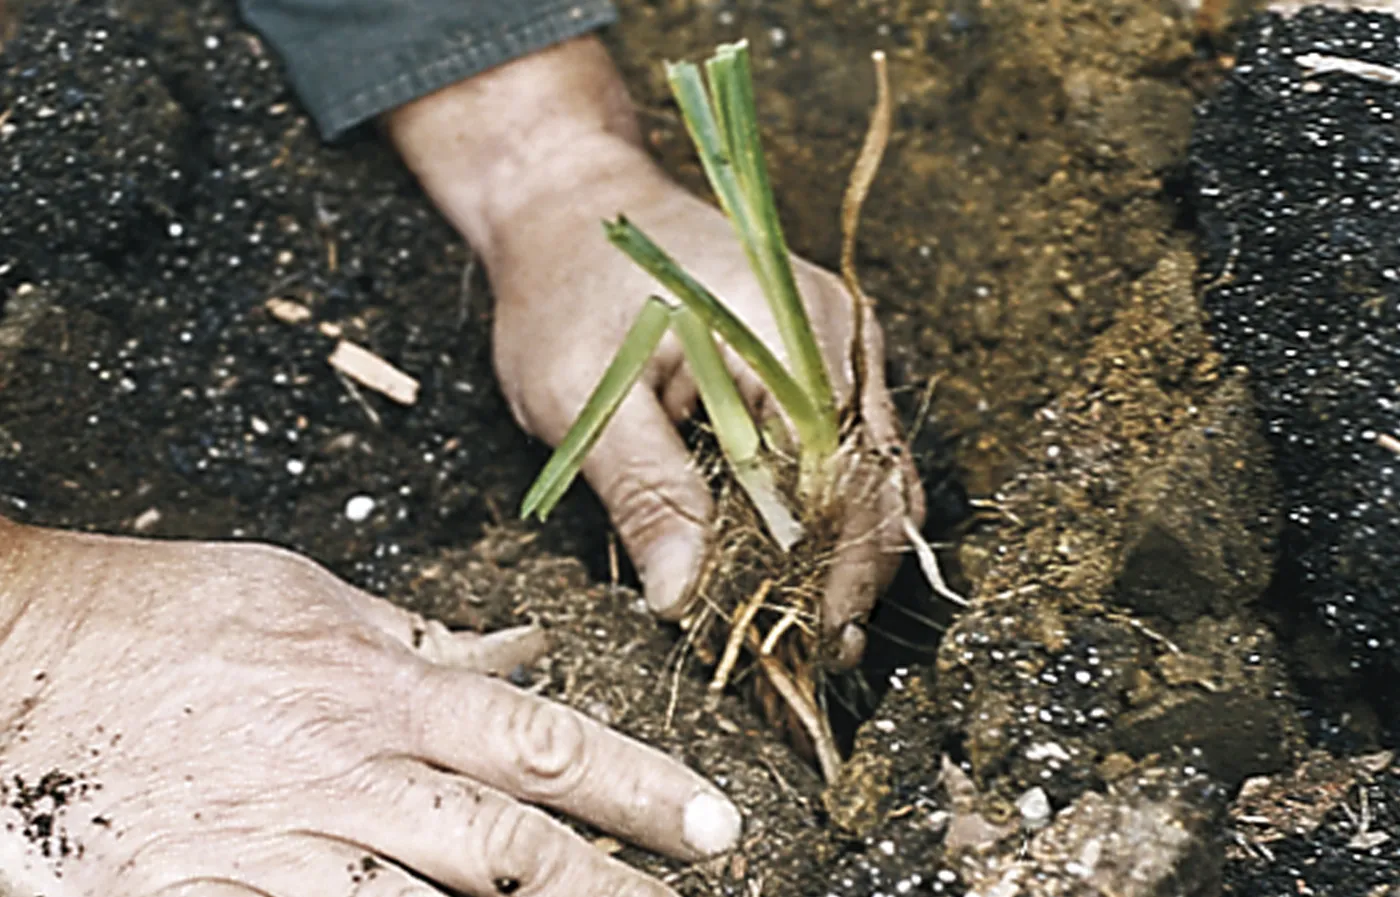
[
  {"x1": 682, "y1": 790, "x2": 742, "y2": 856},
  {"x1": 642, "y1": 530, "x2": 704, "y2": 619}
]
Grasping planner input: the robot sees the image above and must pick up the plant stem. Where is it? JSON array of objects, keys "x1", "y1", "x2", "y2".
[
  {"x1": 705, "y1": 44, "x2": 837, "y2": 424},
  {"x1": 672, "y1": 306, "x2": 802, "y2": 550},
  {"x1": 605, "y1": 217, "x2": 836, "y2": 474}
]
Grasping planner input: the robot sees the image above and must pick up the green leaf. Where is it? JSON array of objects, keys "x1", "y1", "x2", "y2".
[
  {"x1": 671, "y1": 305, "x2": 802, "y2": 550},
  {"x1": 520, "y1": 296, "x2": 673, "y2": 521},
  {"x1": 703, "y1": 43, "x2": 838, "y2": 438},
  {"x1": 669, "y1": 304, "x2": 759, "y2": 467},
  {"x1": 605, "y1": 216, "x2": 831, "y2": 459}
]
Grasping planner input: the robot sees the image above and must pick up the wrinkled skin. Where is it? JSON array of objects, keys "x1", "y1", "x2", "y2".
[
  {"x1": 389, "y1": 37, "x2": 924, "y2": 662},
  {"x1": 0, "y1": 518, "x2": 739, "y2": 896}
]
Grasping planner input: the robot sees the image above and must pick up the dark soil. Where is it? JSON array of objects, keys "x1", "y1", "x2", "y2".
[
  {"x1": 2, "y1": 0, "x2": 1398, "y2": 895},
  {"x1": 1193, "y1": 5, "x2": 1400, "y2": 673}
]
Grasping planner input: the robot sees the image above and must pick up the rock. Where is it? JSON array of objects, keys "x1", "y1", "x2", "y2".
[
  {"x1": 1113, "y1": 380, "x2": 1278, "y2": 624},
  {"x1": 958, "y1": 764, "x2": 1226, "y2": 897}
]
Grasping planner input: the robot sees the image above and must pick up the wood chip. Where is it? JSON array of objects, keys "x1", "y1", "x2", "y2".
[
  {"x1": 326, "y1": 339, "x2": 419, "y2": 406},
  {"x1": 265, "y1": 297, "x2": 312, "y2": 324}
]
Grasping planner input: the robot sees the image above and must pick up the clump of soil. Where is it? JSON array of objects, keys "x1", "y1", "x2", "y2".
[{"x1": 1, "y1": 769, "x2": 98, "y2": 867}]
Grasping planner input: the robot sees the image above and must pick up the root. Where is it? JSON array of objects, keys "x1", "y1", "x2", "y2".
[
  {"x1": 748, "y1": 628, "x2": 843, "y2": 782},
  {"x1": 707, "y1": 579, "x2": 772, "y2": 710},
  {"x1": 840, "y1": 50, "x2": 893, "y2": 421},
  {"x1": 759, "y1": 605, "x2": 804, "y2": 655},
  {"x1": 902, "y1": 515, "x2": 969, "y2": 607}
]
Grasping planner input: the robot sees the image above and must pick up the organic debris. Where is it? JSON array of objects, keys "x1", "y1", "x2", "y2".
[{"x1": 326, "y1": 339, "x2": 420, "y2": 406}]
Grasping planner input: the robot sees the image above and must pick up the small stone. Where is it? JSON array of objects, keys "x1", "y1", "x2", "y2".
[
  {"x1": 1017, "y1": 786, "x2": 1053, "y2": 830},
  {"x1": 265, "y1": 297, "x2": 312, "y2": 324},
  {"x1": 344, "y1": 494, "x2": 375, "y2": 522}
]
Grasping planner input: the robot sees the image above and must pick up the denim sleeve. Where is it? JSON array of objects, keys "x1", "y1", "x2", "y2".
[{"x1": 239, "y1": 0, "x2": 618, "y2": 140}]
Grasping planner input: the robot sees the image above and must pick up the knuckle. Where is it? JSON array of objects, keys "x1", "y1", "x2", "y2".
[
  {"x1": 609, "y1": 476, "x2": 670, "y2": 543},
  {"x1": 231, "y1": 540, "x2": 325, "y2": 580},
  {"x1": 478, "y1": 803, "x2": 566, "y2": 890},
  {"x1": 598, "y1": 464, "x2": 704, "y2": 554},
  {"x1": 505, "y1": 697, "x2": 590, "y2": 800}
]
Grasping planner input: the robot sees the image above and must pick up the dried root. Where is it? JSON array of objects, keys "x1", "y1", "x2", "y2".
[{"x1": 677, "y1": 425, "x2": 904, "y2": 782}]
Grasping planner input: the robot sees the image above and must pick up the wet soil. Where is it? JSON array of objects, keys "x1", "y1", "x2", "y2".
[{"x1": 2, "y1": 0, "x2": 1398, "y2": 895}]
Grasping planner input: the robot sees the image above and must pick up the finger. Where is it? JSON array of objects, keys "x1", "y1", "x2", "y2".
[
  {"x1": 345, "y1": 590, "x2": 549, "y2": 674},
  {"x1": 323, "y1": 755, "x2": 680, "y2": 897},
  {"x1": 199, "y1": 833, "x2": 448, "y2": 897},
  {"x1": 821, "y1": 310, "x2": 924, "y2": 669},
  {"x1": 821, "y1": 460, "x2": 896, "y2": 642},
  {"x1": 856, "y1": 304, "x2": 926, "y2": 532},
  {"x1": 407, "y1": 665, "x2": 741, "y2": 861},
  {"x1": 577, "y1": 390, "x2": 712, "y2": 620},
  {"x1": 429, "y1": 625, "x2": 551, "y2": 675}
]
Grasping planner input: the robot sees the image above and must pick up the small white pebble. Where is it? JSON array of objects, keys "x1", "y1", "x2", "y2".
[
  {"x1": 1025, "y1": 741, "x2": 1072, "y2": 763},
  {"x1": 1017, "y1": 786, "x2": 1052, "y2": 830},
  {"x1": 132, "y1": 507, "x2": 162, "y2": 532},
  {"x1": 286, "y1": 458, "x2": 305, "y2": 475},
  {"x1": 344, "y1": 494, "x2": 376, "y2": 522}
]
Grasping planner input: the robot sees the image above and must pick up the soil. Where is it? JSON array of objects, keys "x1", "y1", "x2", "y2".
[{"x1": 1, "y1": 0, "x2": 1398, "y2": 896}]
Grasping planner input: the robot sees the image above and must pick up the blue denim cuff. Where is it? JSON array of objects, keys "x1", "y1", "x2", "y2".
[{"x1": 239, "y1": 0, "x2": 618, "y2": 140}]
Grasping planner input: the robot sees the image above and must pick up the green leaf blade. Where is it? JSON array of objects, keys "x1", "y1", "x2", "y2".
[
  {"x1": 520, "y1": 296, "x2": 674, "y2": 522},
  {"x1": 604, "y1": 216, "x2": 831, "y2": 457},
  {"x1": 704, "y1": 42, "x2": 838, "y2": 435},
  {"x1": 671, "y1": 304, "x2": 802, "y2": 551}
]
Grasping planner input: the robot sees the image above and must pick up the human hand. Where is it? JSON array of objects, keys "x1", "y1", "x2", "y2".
[
  {"x1": 387, "y1": 38, "x2": 924, "y2": 667},
  {"x1": 0, "y1": 518, "x2": 740, "y2": 896}
]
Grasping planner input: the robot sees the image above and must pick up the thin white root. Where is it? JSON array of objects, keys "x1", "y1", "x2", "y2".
[{"x1": 902, "y1": 515, "x2": 969, "y2": 607}]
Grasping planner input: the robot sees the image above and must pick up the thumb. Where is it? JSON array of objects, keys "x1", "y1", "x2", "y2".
[{"x1": 578, "y1": 390, "x2": 712, "y2": 620}]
